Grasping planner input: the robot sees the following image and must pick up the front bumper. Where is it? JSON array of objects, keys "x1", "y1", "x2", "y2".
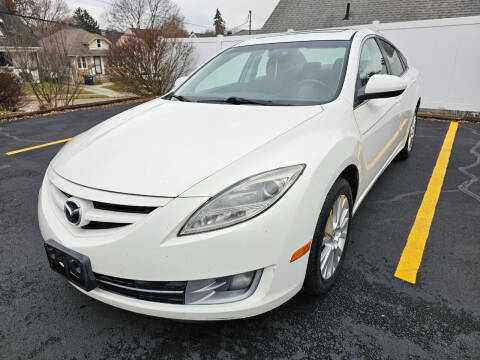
[{"x1": 38, "y1": 171, "x2": 314, "y2": 320}]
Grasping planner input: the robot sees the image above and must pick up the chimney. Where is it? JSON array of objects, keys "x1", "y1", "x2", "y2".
[
  {"x1": 5, "y1": 0, "x2": 16, "y2": 12},
  {"x1": 343, "y1": 3, "x2": 350, "y2": 20}
]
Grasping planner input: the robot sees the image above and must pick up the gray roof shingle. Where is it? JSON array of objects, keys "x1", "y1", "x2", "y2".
[
  {"x1": 0, "y1": 0, "x2": 39, "y2": 48},
  {"x1": 262, "y1": 0, "x2": 480, "y2": 33},
  {"x1": 41, "y1": 28, "x2": 110, "y2": 56}
]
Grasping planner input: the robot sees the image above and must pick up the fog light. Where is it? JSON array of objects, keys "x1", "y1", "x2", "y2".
[
  {"x1": 185, "y1": 270, "x2": 262, "y2": 305},
  {"x1": 229, "y1": 271, "x2": 255, "y2": 290}
]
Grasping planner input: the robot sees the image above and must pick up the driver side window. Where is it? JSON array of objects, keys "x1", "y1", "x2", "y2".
[
  {"x1": 355, "y1": 38, "x2": 387, "y2": 106},
  {"x1": 357, "y1": 38, "x2": 387, "y2": 100}
]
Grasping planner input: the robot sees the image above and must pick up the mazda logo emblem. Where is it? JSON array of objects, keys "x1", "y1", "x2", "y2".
[{"x1": 64, "y1": 200, "x2": 81, "y2": 225}]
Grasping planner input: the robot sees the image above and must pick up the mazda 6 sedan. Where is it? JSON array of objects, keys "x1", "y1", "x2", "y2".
[{"x1": 39, "y1": 29, "x2": 420, "y2": 320}]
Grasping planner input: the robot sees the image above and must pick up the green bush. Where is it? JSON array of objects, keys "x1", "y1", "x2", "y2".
[{"x1": 0, "y1": 70, "x2": 24, "y2": 111}]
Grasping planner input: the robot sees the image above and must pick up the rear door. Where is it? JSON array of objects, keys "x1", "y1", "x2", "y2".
[
  {"x1": 377, "y1": 38, "x2": 417, "y2": 143},
  {"x1": 353, "y1": 37, "x2": 399, "y2": 187}
]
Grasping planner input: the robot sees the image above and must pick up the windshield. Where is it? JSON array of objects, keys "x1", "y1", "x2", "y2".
[{"x1": 173, "y1": 40, "x2": 350, "y2": 106}]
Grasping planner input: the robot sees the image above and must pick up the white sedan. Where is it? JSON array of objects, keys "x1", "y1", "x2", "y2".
[{"x1": 39, "y1": 29, "x2": 420, "y2": 320}]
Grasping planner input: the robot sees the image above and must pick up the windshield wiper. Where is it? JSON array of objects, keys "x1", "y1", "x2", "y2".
[
  {"x1": 171, "y1": 94, "x2": 194, "y2": 102},
  {"x1": 224, "y1": 97, "x2": 275, "y2": 105},
  {"x1": 197, "y1": 97, "x2": 282, "y2": 106}
]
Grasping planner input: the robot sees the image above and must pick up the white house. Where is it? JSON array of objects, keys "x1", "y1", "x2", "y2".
[
  {"x1": 42, "y1": 28, "x2": 112, "y2": 80},
  {"x1": 0, "y1": 0, "x2": 40, "y2": 79}
]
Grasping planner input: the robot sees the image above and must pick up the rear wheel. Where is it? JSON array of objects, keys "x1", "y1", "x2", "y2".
[
  {"x1": 303, "y1": 178, "x2": 352, "y2": 295},
  {"x1": 398, "y1": 108, "x2": 417, "y2": 160}
]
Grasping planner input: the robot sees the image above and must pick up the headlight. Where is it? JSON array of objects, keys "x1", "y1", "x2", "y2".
[{"x1": 179, "y1": 164, "x2": 305, "y2": 235}]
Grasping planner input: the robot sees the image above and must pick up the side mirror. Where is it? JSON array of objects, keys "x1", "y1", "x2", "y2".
[
  {"x1": 358, "y1": 74, "x2": 407, "y2": 102},
  {"x1": 174, "y1": 76, "x2": 188, "y2": 88}
]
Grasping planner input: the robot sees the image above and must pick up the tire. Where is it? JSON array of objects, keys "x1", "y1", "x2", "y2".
[
  {"x1": 398, "y1": 107, "x2": 418, "y2": 160},
  {"x1": 303, "y1": 177, "x2": 353, "y2": 295}
]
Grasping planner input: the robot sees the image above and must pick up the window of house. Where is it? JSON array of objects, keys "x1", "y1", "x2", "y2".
[
  {"x1": 96, "y1": 40, "x2": 101, "y2": 48},
  {"x1": 0, "y1": 20, "x2": 6, "y2": 37},
  {"x1": 93, "y1": 56, "x2": 102, "y2": 74},
  {"x1": 378, "y1": 39, "x2": 405, "y2": 77},
  {"x1": 0, "y1": 52, "x2": 13, "y2": 67},
  {"x1": 77, "y1": 56, "x2": 87, "y2": 69}
]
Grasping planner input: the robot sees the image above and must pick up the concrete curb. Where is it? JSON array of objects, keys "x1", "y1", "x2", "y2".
[
  {"x1": 0, "y1": 97, "x2": 148, "y2": 123},
  {"x1": 419, "y1": 108, "x2": 480, "y2": 122},
  {"x1": 2, "y1": 102, "x2": 479, "y2": 123}
]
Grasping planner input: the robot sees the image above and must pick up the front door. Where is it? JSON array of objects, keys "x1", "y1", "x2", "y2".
[
  {"x1": 93, "y1": 56, "x2": 102, "y2": 74},
  {"x1": 353, "y1": 37, "x2": 400, "y2": 188}
]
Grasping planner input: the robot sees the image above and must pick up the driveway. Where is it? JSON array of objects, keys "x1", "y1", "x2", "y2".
[
  {"x1": 0, "y1": 104, "x2": 479, "y2": 359},
  {"x1": 80, "y1": 83, "x2": 134, "y2": 98}
]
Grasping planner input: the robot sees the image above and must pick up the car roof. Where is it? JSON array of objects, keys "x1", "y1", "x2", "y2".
[{"x1": 234, "y1": 29, "x2": 366, "y2": 47}]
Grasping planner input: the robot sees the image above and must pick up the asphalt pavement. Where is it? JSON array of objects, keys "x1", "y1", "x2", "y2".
[{"x1": 0, "y1": 104, "x2": 479, "y2": 359}]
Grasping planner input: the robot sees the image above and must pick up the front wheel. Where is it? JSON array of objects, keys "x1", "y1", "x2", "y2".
[{"x1": 303, "y1": 178, "x2": 353, "y2": 295}]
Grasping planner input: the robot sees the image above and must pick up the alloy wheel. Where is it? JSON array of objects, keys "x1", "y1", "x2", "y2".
[
  {"x1": 320, "y1": 194, "x2": 349, "y2": 280},
  {"x1": 407, "y1": 113, "x2": 417, "y2": 152}
]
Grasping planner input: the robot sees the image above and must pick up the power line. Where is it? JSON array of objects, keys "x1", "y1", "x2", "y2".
[
  {"x1": 1, "y1": 9, "x2": 212, "y2": 33},
  {"x1": 95, "y1": 0, "x2": 113, "y2": 5},
  {"x1": 0, "y1": 9, "x2": 79, "y2": 28},
  {"x1": 183, "y1": 21, "x2": 211, "y2": 29}
]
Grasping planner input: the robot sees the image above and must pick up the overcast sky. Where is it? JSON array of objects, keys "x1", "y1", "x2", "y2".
[{"x1": 63, "y1": 0, "x2": 279, "y2": 32}]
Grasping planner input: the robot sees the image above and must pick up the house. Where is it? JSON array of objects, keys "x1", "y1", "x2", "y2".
[
  {"x1": 262, "y1": 0, "x2": 480, "y2": 33},
  {"x1": 42, "y1": 28, "x2": 111, "y2": 80},
  {"x1": 102, "y1": 29, "x2": 123, "y2": 45},
  {"x1": 0, "y1": 0, "x2": 39, "y2": 78},
  {"x1": 118, "y1": 26, "x2": 188, "y2": 44},
  {"x1": 189, "y1": 32, "x2": 216, "y2": 38},
  {"x1": 233, "y1": 29, "x2": 262, "y2": 36}
]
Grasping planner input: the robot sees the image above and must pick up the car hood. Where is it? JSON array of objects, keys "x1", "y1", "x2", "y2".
[{"x1": 52, "y1": 99, "x2": 323, "y2": 197}]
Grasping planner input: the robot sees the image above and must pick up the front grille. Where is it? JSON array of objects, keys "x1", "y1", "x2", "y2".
[
  {"x1": 51, "y1": 184, "x2": 158, "y2": 231},
  {"x1": 81, "y1": 222, "x2": 130, "y2": 230},
  {"x1": 94, "y1": 273, "x2": 187, "y2": 304},
  {"x1": 92, "y1": 201, "x2": 156, "y2": 214}
]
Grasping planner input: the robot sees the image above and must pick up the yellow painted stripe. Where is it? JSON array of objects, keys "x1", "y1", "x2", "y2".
[
  {"x1": 6, "y1": 138, "x2": 72, "y2": 155},
  {"x1": 394, "y1": 122, "x2": 458, "y2": 284},
  {"x1": 365, "y1": 118, "x2": 408, "y2": 170}
]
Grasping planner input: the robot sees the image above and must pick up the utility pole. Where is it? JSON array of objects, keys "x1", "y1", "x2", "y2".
[{"x1": 249, "y1": 10, "x2": 252, "y2": 35}]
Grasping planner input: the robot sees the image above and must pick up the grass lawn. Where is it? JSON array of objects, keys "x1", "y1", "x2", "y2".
[
  {"x1": 23, "y1": 94, "x2": 109, "y2": 100},
  {"x1": 22, "y1": 85, "x2": 94, "y2": 96},
  {"x1": 102, "y1": 83, "x2": 128, "y2": 93}
]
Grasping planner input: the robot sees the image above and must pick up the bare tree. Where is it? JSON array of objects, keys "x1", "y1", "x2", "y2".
[
  {"x1": 15, "y1": 0, "x2": 70, "y2": 34},
  {"x1": 108, "y1": 27, "x2": 193, "y2": 96},
  {"x1": 103, "y1": 0, "x2": 181, "y2": 31},
  {"x1": 11, "y1": 29, "x2": 82, "y2": 108}
]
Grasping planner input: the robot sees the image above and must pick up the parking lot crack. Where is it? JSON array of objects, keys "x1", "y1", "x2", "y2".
[
  {"x1": 366, "y1": 189, "x2": 459, "y2": 204},
  {"x1": 0, "y1": 128, "x2": 43, "y2": 144},
  {"x1": 457, "y1": 125, "x2": 480, "y2": 203}
]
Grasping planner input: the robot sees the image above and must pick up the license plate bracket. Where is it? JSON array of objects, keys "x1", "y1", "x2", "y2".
[{"x1": 44, "y1": 239, "x2": 97, "y2": 292}]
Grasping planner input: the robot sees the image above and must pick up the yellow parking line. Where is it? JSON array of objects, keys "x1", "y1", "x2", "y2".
[
  {"x1": 394, "y1": 122, "x2": 458, "y2": 284},
  {"x1": 6, "y1": 138, "x2": 72, "y2": 156}
]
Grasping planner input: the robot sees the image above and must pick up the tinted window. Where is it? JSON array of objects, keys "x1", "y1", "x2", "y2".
[
  {"x1": 379, "y1": 39, "x2": 405, "y2": 76},
  {"x1": 195, "y1": 52, "x2": 250, "y2": 92},
  {"x1": 358, "y1": 38, "x2": 387, "y2": 89},
  {"x1": 175, "y1": 41, "x2": 350, "y2": 106}
]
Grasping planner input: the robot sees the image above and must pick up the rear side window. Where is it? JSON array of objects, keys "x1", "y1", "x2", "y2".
[
  {"x1": 358, "y1": 38, "x2": 387, "y2": 88},
  {"x1": 378, "y1": 39, "x2": 405, "y2": 76}
]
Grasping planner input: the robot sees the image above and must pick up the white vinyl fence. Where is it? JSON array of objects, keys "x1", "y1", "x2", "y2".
[{"x1": 184, "y1": 16, "x2": 480, "y2": 112}]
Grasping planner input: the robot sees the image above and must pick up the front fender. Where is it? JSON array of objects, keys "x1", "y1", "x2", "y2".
[{"x1": 181, "y1": 109, "x2": 361, "y2": 268}]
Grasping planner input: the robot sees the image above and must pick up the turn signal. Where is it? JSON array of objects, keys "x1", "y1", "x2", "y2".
[{"x1": 290, "y1": 241, "x2": 312, "y2": 263}]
